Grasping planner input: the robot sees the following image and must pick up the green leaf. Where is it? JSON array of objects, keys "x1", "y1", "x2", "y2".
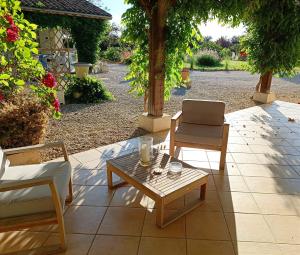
[
  {"x1": 0, "y1": 74, "x2": 10, "y2": 79},
  {"x1": 15, "y1": 79, "x2": 25, "y2": 86}
]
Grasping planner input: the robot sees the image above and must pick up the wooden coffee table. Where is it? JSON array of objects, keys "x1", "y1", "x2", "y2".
[{"x1": 106, "y1": 152, "x2": 208, "y2": 228}]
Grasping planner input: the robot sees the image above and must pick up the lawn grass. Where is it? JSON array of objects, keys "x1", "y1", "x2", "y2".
[{"x1": 185, "y1": 60, "x2": 250, "y2": 71}]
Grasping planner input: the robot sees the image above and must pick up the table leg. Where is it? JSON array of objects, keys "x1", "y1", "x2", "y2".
[
  {"x1": 200, "y1": 183, "x2": 207, "y2": 201},
  {"x1": 156, "y1": 200, "x2": 165, "y2": 228},
  {"x1": 107, "y1": 166, "x2": 113, "y2": 189}
]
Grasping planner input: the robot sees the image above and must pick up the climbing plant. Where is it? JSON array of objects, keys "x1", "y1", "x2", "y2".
[
  {"x1": 24, "y1": 12, "x2": 108, "y2": 64},
  {"x1": 242, "y1": 0, "x2": 300, "y2": 93},
  {"x1": 122, "y1": 0, "x2": 247, "y2": 116}
]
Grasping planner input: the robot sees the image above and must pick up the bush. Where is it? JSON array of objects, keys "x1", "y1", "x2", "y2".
[
  {"x1": 197, "y1": 55, "x2": 220, "y2": 67},
  {"x1": 0, "y1": 94, "x2": 49, "y2": 148},
  {"x1": 65, "y1": 76, "x2": 114, "y2": 104},
  {"x1": 103, "y1": 47, "x2": 122, "y2": 62}
]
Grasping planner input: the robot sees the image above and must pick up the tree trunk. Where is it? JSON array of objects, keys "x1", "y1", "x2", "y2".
[
  {"x1": 256, "y1": 71, "x2": 273, "y2": 93},
  {"x1": 147, "y1": 2, "x2": 169, "y2": 117},
  {"x1": 143, "y1": 90, "x2": 148, "y2": 113}
]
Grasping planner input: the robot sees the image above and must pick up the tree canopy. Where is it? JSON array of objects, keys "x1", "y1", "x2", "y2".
[
  {"x1": 123, "y1": 0, "x2": 300, "y2": 115},
  {"x1": 243, "y1": 0, "x2": 300, "y2": 76}
]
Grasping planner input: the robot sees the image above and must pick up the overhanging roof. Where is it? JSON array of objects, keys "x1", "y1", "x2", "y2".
[{"x1": 21, "y1": 0, "x2": 112, "y2": 20}]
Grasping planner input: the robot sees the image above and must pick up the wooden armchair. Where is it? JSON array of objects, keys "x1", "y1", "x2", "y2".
[
  {"x1": 170, "y1": 99, "x2": 230, "y2": 170},
  {"x1": 0, "y1": 141, "x2": 73, "y2": 252}
]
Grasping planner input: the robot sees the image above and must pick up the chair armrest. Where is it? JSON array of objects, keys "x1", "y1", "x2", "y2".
[
  {"x1": 0, "y1": 176, "x2": 54, "y2": 192},
  {"x1": 3, "y1": 141, "x2": 69, "y2": 161},
  {"x1": 171, "y1": 111, "x2": 182, "y2": 122}
]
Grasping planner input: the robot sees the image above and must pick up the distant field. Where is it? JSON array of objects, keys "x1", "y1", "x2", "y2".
[
  {"x1": 185, "y1": 60, "x2": 249, "y2": 71},
  {"x1": 186, "y1": 61, "x2": 300, "y2": 74}
]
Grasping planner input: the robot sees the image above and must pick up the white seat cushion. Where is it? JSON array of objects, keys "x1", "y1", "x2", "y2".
[
  {"x1": 175, "y1": 123, "x2": 224, "y2": 146},
  {"x1": 0, "y1": 161, "x2": 71, "y2": 219}
]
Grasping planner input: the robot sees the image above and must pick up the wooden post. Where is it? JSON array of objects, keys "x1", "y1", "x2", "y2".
[
  {"x1": 139, "y1": 0, "x2": 175, "y2": 117},
  {"x1": 256, "y1": 70, "x2": 273, "y2": 93}
]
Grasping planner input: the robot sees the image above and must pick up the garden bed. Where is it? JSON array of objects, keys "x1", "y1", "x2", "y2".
[{"x1": 45, "y1": 64, "x2": 300, "y2": 159}]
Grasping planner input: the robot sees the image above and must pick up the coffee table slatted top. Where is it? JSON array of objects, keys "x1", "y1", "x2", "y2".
[{"x1": 107, "y1": 152, "x2": 208, "y2": 197}]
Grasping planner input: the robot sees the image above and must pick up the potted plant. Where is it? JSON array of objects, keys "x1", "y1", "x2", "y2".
[{"x1": 0, "y1": 0, "x2": 61, "y2": 164}]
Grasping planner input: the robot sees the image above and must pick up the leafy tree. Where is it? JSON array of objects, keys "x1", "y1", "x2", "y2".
[
  {"x1": 123, "y1": 0, "x2": 245, "y2": 116},
  {"x1": 243, "y1": 0, "x2": 300, "y2": 93},
  {"x1": 216, "y1": 36, "x2": 232, "y2": 48}
]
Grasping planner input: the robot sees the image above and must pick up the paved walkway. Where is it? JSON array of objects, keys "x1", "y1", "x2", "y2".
[{"x1": 1, "y1": 101, "x2": 300, "y2": 255}]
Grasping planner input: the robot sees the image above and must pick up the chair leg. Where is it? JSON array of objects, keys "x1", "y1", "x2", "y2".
[
  {"x1": 169, "y1": 140, "x2": 175, "y2": 157},
  {"x1": 220, "y1": 124, "x2": 229, "y2": 171},
  {"x1": 66, "y1": 179, "x2": 73, "y2": 203},
  {"x1": 57, "y1": 214, "x2": 67, "y2": 251},
  {"x1": 219, "y1": 148, "x2": 226, "y2": 171}
]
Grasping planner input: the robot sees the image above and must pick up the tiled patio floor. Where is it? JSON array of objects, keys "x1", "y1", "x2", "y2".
[{"x1": 1, "y1": 101, "x2": 300, "y2": 255}]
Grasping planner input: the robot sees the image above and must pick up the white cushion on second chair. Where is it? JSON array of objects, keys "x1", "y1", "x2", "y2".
[
  {"x1": 0, "y1": 161, "x2": 71, "y2": 219},
  {"x1": 175, "y1": 123, "x2": 224, "y2": 146}
]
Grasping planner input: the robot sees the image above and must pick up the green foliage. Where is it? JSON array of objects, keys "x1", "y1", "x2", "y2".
[
  {"x1": 123, "y1": 1, "x2": 203, "y2": 101},
  {"x1": 24, "y1": 13, "x2": 108, "y2": 64},
  {"x1": 197, "y1": 55, "x2": 221, "y2": 67},
  {"x1": 0, "y1": 0, "x2": 59, "y2": 117},
  {"x1": 103, "y1": 47, "x2": 122, "y2": 62},
  {"x1": 65, "y1": 75, "x2": 114, "y2": 104},
  {"x1": 221, "y1": 48, "x2": 232, "y2": 59},
  {"x1": 242, "y1": 0, "x2": 300, "y2": 76}
]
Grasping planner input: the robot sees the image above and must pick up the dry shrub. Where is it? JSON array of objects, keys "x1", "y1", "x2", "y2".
[{"x1": 0, "y1": 94, "x2": 49, "y2": 149}]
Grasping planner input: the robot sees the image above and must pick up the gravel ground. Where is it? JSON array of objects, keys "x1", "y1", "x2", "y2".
[{"x1": 45, "y1": 64, "x2": 300, "y2": 156}]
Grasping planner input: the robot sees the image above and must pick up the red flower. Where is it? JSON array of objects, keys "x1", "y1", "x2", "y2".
[
  {"x1": 53, "y1": 98, "x2": 60, "y2": 112},
  {"x1": 5, "y1": 15, "x2": 14, "y2": 25},
  {"x1": 0, "y1": 92, "x2": 4, "y2": 102},
  {"x1": 42, "y1": 73, "x2": 57, "y2": 88},
  {"x1": 6, "y1": 26, "x2": 19, "y2": 42}
]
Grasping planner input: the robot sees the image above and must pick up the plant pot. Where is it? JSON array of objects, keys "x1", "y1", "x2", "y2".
[
  {"x1": 181, "y1": 68, "x2": 190, "y2": 81},
  {"x1": 74, "y1": 62, "x2": 92, "y2": 78}
]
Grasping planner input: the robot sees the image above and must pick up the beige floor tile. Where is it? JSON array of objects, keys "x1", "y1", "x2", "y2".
[
  {"x1": 214, "y1": 175, "x2": 249, "y2": 192},
  {"x1": 182, "y1": 149, "x2": 208, "y2": 161},
  {"x1": 255, "y1": 154, "x2": 289, "y2": 165},
  {"x1": 238, "y1": 164, "x2": 298, "y2": 178},
  {"x1": 0, "y1": 231, "x2": 49, "y2": 254},
  {"x1": 265, "y1": 215, "x2": 300, "y2": 244},
  {"x1": 279, "y1": 244, "x2": 300, "y2": 255},
  {"x1": 286, "y1": 155, "x2": 300, "y2": 166},
  {"x1": 72, "y1": 149, "x2": 104, "y2": 164},
  {"x1": 44, "y1": 233, "x2": 94, "y2": 255},
  {"x1": 187, "y1": 240, "x2": 235, "y2": 255},
  {"x1": 89, "y1": 235, "x2": 139, "y2": 255},
  {"x1": 243, "y1": 176, "x2": 292, "y2": 194},
  {"x1": 85, "y1": 169, "x2": 122, "y2": 186},
  {"x1": 234, "y1": 242, "x2": 282, "y2": 255},
  {"x1": 253, "y1": 193, "x2": 298, "y2": 215},
  {"x1": 186, "y1": 211, "x2": 230, "y2": 240},
  {"x1": 184, "y1": 160, "x2": 211, "y2": 172},
  {"x1": 73, "y1": 170, "x2": 93, "y2": 185},
  {"x1": 110, "y1": 186, "x2": 149, "y2": 208},
  {"x1": 138, "y1": 237, "x2": 186, "y2": 255},
  {"x1": 207, "y1": 151, "x2": 221, "y2": 162},
  {"x1": 231, "y1": 153, "x2": 259, "y2": 164},
  {"x1": 228, "y1": 144, "x2": 252, "y2": 153},
  {"x1": 64, "y1": 206, "x2": 106, "y2": 234},
  {"x1": 185, "y1": 190, "x2": 222, "y2": 212},
  {"x1": 98, "y1": 207, "x2": 145, "y2": 236},
  {"x1": 225, "y1": 213, "x2": 274, "y2": 242},
  {"x1": 75, "y1": 158, "x2": 107, "y2": 171},
  {"x1": 142, "y1": 209, "x2": 185, "y2": 238},
  {"x1": 219, "y1": 192, "x2": 260, "y2": 213},
  {"x1": 211, "y1": 162, "x2": 241, "y2": 176},
  {"x1": 72, "y1": 186, "x2": 114, "y2": 206}
]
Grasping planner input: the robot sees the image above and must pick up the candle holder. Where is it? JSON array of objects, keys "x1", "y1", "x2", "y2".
[{"x1": 139, "y1": 137, "x2": 153, "y2": 166}]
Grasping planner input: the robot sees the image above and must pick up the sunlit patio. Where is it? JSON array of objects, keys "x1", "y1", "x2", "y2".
[{"x1": 1, "y1": 100, "x2": 300, "y2": 255}]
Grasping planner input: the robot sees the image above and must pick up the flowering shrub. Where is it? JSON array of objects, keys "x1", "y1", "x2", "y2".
[{"x1": 0, "y1": 0, "x2": 61, "y2": 119}]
